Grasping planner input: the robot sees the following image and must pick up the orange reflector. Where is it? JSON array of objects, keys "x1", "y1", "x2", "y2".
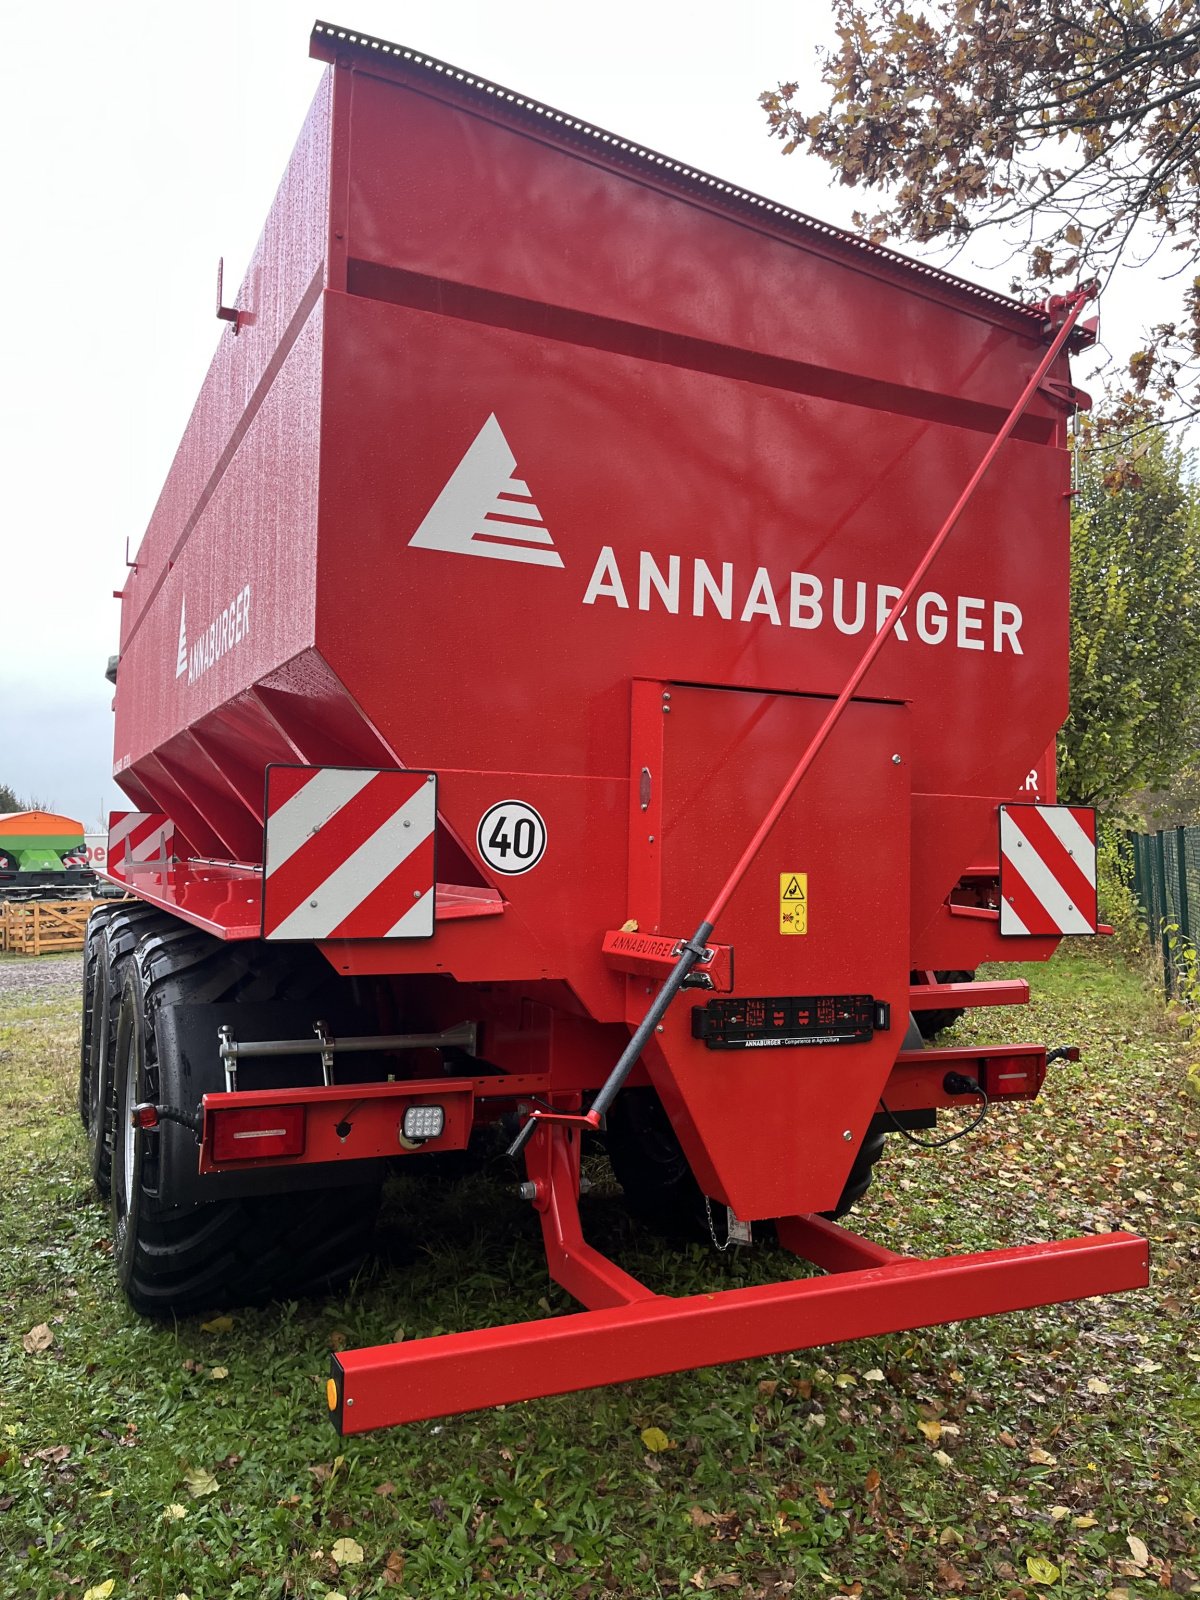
[
  {"x1": 210, "y1": 1103, "x2": 306, "y2": 1162},
  {"x1": 326, "y1": 1379, "x2": 338, "y2": 1411}
]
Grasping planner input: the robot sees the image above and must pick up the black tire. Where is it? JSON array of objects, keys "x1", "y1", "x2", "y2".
[
  {"x1": 605, "y1": 1087, "x2": 887, "y2": 1240},
  {"x1": 915, "y1": 970, "x2": 974, "y2": 1039},
  {"x1": 109, "y1": 926, "x2": 380, "y2": 1316},
  {"x1": 605, "y1": 1087, "x2": 707, "y2": 1240},
  {"x1": 79, "y1": 903, "x2": 125, "y2": 1127},
  {"x1": 84, "y1": 901, "x2": 165, "y2": 1198}
]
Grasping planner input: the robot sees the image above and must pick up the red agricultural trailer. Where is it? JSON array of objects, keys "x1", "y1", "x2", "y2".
[{"x1": 83, "y1": 21, "x2": 1147, "y2": 1435}]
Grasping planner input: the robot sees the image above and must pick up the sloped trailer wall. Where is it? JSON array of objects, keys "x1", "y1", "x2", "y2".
[{"x1": 101, "y1": 25, "x2": 1144, "y2": 1428}]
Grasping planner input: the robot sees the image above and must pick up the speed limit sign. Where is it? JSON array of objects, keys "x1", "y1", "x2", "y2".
[{"x1": 476, "y1": 800, "x2": 547, "y2": 875}]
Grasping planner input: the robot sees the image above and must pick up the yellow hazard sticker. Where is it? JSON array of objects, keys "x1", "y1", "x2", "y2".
[{"x1": 780, "y1": 872, "x2": 808, "y2": 935}]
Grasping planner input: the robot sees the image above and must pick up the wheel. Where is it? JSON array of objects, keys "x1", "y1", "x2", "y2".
[
  {"x1": 79, "y1": 904, "x2": 123, "y2": 1128},
  {"x1": 605, "y1": 1087, "x2": 708, "y2": 1239},
  {"x1": 914, "y1": 969, "x2": 974, "y2": 1039},
  {"x1": 84, "y1": 901, "x2": 165, "y2": 1197},
  {"x1": 605, "y1": 1087, "x2": 888, "y2": 1240},
  {"x1": 109, "y1": 925, "x2": 381, "y2": 1316}
]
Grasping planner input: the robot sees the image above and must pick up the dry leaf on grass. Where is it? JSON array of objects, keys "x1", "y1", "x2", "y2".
[
  {"x1": 1126, "y1": 1534, "x2": 1150, "y2": 1567},
  {"x1": 1026, "y1": 1555, "x2": 1061, "y2": 1585},
  {"x1": 22, "y1": 1323, "x2": 53, "y2": 1354},
  {"x1": 183, "y1": 1467, "x2": 218, "y2": 1498}
]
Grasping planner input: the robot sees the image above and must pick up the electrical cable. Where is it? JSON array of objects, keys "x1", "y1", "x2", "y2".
[{"x1": 878, "y1": 1083, "x2": 989, "y2": 1148}]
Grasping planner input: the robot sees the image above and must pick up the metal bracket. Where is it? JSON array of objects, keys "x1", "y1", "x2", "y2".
[
  {"x1": 216, "y1": 256, "x2": 242, "y2": 334},
  {"x1": 315, "y1": 1020, "x2": 336, "y2": 1086},
  {"x1": 216, "y1": 1020, "x2": 478, "y2": 1084}
]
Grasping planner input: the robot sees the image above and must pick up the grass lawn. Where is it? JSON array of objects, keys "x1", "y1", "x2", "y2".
[{"x1": 1, "y1": 948, "x2": 1198, "y2": 1599}]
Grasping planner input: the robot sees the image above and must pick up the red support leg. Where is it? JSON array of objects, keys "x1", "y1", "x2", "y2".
[{"x1": 522, "y1": 1120, "x2": 656, "y2": 1310}]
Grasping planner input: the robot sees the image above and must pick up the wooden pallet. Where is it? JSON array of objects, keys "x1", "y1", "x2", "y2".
[{"x1": 0, "y1": 898, "x2": 95, "y2": 956}]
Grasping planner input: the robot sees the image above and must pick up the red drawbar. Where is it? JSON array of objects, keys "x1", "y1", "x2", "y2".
[{"x1": 325, "y1": 1119, "x2": 1148, "y2": 1435}]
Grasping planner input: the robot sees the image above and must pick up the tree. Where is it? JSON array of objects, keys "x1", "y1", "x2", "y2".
[
  {"x1": 761, "y1": 1, "x2": 1200, "y2": 421},
  {"x1": 1057, "y1": 416, "x2": 1200, "y2": 809},
  {"x1": 0, "y1": 783, "x2": 23, "y2": 813}
]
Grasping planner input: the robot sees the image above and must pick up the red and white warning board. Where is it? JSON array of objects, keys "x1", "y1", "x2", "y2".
[
  {"x1": 998, "y1": 803, "x2": 1098, "y2": 936},
  {"x1": 262, "y1": 766, "x2": 436, "y2": 941},
  {"x1": 107, "y1": 812, "x2": 176, "y2": 879}
]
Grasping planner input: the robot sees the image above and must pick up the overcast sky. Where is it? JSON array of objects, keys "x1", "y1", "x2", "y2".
[{"x1": 0, "y1": 1, "x2": 1155, "y2": 829}]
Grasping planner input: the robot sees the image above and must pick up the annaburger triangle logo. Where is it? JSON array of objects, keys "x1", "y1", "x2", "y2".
[{"x1": 408, "y1": 414, "x2": 564, "y2": 568}]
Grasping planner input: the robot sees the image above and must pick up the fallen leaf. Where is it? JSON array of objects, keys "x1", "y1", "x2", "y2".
[
  {"x1": 918, "y1": 1419, "x2": 943, "y2": 1444},
  {"x1": 1049, "y1": 1505, "x2": 1071, "y2": 1521},
  {"x1": 641, "y1": 1426, "x2": 672, "y2": 1453},
  {"x1": 208, "y1": 1367, "x2": 228, "y2": 1381},
  {"x1": 864, "y1": 1468, "x2": 881, "y2": 1493},
  {"x1": 1086, "y1": 1377, "x2": 1111, "y2": 1394},
  {"x1": 1028, "y1": 1447, "x2": 1057, "y2": 1466},
  {"x1": 933, "y1": 1450, "x2": 954, "y2": 1468},
  {"x1": 183, "y1": 1467, "x2": 218, "y2": 1498},
  {"x1": 332, "y1": 1537, "x2": 364, "y2": 1566},
  {"x1": 936, "y1": 1559, "x2": 966, "y2": 1592},
  {"x1": 689, "y1": 1506, "x2": 717, "y2": 1528},
  {"x1": 939, "y1": 1527, "x2": 964, "y2": 1547},
  {"x1": 382, "y1": 1548, "x2": 406, "y2": 1586},
  {"x1": 200, "y1": 1315, "x2": 233, "y2": 1334},
  {"x1": 1073, "y1": 1516, "x2": 1099, "y2": 1529},
  {"x1": 32, "y1": 1445, "x2": 69, "y2": 1463},
  {"x1": 375, "y1": 1481, "x2": 396, "y2": 1497},
  {"x1": 1126, "y1": 1535, "x2": 1150, "y2": 1567},
  {"x1": 834, "y1": 1372, "x2": 857, "y2": 1388},
  {"x1": 22, "y1": 1324, "x2": 53, "y2": 1354},
  {"x1": 82, "y1": 1585, "x2": 116, "y2": 1600},
  {"x1": 757, "y1": 1379, "x2": 778, "y2": 1397},
  {"x1": 998, "y1": 1430, "x2": 1019, "y2": 1448},
  {"x1": 1026, "y1": 1555, "x2": 1061, "y2": 1585},
  {"x1": 863, "y1": 1368, "x2": 885, "y2": 1382},
  {"x1": 163, "y1": 1503, "x2": 188, "y2": 1521},
  {"x1": 816, "y1": 1484, "x2": 835, "y2": 1509}
]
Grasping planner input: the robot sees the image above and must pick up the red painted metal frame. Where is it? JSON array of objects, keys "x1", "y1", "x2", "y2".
[
  {"x1": 885, "y1": 1044, "x2": 1047, "y2": 1109},
  {"x1": 327, "y1": 1121, "x2": 1147, "y2": 1434},
  {"x1": 197, "y1": 1073, "x2": 554, "y2": 1173},
  {"x1": 194, "y1": 1039, "x2": 1046, "y2": 1177},
  {"x1": 98, "y1": 857, "x2": 503, "y2": 943},
  {"x1": 908, "y1": 978, "x2": 1029, "y2": 1011}
]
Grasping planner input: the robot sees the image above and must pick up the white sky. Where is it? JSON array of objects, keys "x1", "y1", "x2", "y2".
[{"x1": 0, "y1": 0, "x2": 1155, "y2": 828}]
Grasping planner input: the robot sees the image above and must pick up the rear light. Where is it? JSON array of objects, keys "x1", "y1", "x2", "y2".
[
  {"x1": 978, "y1": 1057, "x2": 1043, "y2": 1098},
  {"x1": 132, "y1": 1102, "x2": 160, "y2": 1130},
  {"x1": 210, "y1": 1104, "x2": 306, "y2": 1162}
]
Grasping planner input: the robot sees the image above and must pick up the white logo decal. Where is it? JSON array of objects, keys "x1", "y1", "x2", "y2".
[
  {"x1": 409, "y1": 415, "x2": 564, "y2": 568},
  {"x1": 174, "y1": 584, "x2": 252, "y2": 686},
  {"x1": 476, "y1": 800, "x2": 548, "y2": 875}
]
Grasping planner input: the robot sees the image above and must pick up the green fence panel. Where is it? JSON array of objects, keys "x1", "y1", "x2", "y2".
[{"x1": 1128, "y1": 824, "x2": 1200, "y2": 997}]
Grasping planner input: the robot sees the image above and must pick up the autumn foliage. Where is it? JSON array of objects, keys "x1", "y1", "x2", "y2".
[{"x1": 762, "y1": 1, "x2": 1200, "y2": 420}]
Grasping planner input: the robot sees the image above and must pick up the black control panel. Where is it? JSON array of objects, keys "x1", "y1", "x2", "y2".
[{"x1": 691, "y1": 994, "x2": 890, "y2": 1050}]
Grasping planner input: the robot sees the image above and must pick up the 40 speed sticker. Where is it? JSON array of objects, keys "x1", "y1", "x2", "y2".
[{"x1": 476, "y1": 800, "x2": 547, "y2": 875}]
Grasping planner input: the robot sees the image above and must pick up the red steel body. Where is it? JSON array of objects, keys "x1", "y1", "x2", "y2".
[{"x1": 105, "y1": 24, "x2": 1142, "y2": 1428}]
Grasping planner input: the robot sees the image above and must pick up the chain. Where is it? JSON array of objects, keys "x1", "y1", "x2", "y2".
[{"x1": 705, "y1": 1195, "x2": 736, "y2": 1252}]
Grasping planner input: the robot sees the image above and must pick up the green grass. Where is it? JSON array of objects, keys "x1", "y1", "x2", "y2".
[{"x1": 1, "y1": 950, "x2": 1198, "y2": 1599}]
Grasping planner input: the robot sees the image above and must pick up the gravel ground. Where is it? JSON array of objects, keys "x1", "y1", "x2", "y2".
[{"x1": 0, "y1": 953, "x2": 83, "y2": 1000}]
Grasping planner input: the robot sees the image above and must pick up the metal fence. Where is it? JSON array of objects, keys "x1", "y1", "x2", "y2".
[{"x1": 1129, "y1": 826, "x2": 1200, "y2": 995}]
